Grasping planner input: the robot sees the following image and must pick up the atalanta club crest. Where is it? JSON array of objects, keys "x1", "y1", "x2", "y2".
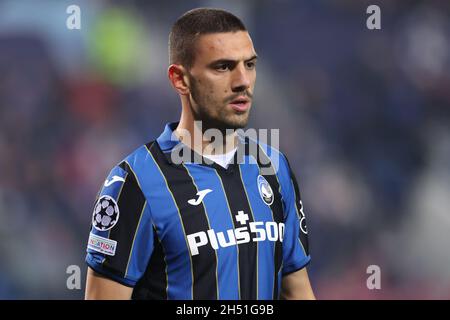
[
  {"x1": 92, "y1": 195, "x2": 120, "y2": 231},
  {"x1": 257, "y1": 175, "x2": 274, "y2": 206}
]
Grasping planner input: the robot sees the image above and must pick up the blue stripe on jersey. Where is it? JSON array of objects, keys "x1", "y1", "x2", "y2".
[
  {"x1": 276, "y1": 153, "x2": 311, "y2": 274},
  {"x1": 239, "y1": 157, "x2": 276, "y2": 300},
  {"x1": 184, "y1": 163, "x2": 240, "y2": 300},
  {"x1": 129, "y1": 146, "x2": 193, "y2": 299},
  {"x1": 122, "y1": 199, "x2": 152, "y2": 280},
  {"x1": 252, "y1": 144, "x2": 285, "y2": 296}
]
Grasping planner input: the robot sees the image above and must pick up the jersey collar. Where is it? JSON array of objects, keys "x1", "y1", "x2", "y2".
[
  {"x1": 156, "y1": 121, "x2": 248, "y2": 170},
  {"x1": 156, "y1": 121, "x2": 182, "y2": 153}
]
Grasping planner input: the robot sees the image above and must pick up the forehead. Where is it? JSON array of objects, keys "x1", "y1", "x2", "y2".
[{"x1": 194, "y1": 31, "x2": 256, "y2": 64}]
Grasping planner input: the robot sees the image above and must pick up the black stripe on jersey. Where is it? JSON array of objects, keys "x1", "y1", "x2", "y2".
[
  {"x1": 147, "y1": 142, "x2": 218, "y2": 300},
  {"x1": 284, "y1": 156, "x2": 309, "y2": 256},
  {"x1": 250, "y1": 140, "x2": 285, "y2": 299},
  {"x1": 216, "y1": 166, "x2": 258, "y2": 300},
  {"x1": 132, "y1": 225, "x2": 168, "y2": 300},
  {"x1": 103, "y1": 161, "x2": 146, "y2": 278}
]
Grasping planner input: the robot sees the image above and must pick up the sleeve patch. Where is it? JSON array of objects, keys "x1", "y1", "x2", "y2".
[
  {"x1": 88, "y1": 233, "x2": 117, "y2": 256},
  {"x1": 92, "y1": 195, "x2": 120, "y2": 231}
]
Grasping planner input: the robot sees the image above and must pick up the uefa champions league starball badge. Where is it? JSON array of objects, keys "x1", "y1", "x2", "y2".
[{"x1": 92, "y1": 195, "x2": 120, "y2": 231}]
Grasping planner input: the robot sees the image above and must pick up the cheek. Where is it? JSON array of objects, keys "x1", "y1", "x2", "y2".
[
  {"x1": 195, "y1": 75, "x2": 230, "y2": 104},
  {"x1": 250, "y1": 71, "x2": 257, "y2": 86},
  {"x1": 204, "y1": 83, "x2": 225, "y2": 101},
  {"x1": 204, "y1": 74, "x2": 230, "y2": 91}
]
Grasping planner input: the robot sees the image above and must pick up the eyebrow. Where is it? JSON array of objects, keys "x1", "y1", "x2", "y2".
[{"x1": 208, "y1": 54, "x2": 258, "y2": 67}]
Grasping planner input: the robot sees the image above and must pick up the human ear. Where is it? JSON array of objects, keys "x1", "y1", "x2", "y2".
[{"x1": 168, "y1": 64, "x2": 190, "y2": 95}]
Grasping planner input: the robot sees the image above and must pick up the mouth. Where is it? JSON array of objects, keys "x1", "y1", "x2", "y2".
[{"x1": 229, "y1": 96, "x2": 251, "y2": 113}]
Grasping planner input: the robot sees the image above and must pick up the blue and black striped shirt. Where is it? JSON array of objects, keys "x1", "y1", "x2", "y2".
[{"x1": 86, "y1": 122, "x2": 310, "y2": 300}]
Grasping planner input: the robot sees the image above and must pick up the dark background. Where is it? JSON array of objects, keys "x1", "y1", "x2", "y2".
[{"x1": 0, "y1": 0, "x2": 449, "y2": 299}]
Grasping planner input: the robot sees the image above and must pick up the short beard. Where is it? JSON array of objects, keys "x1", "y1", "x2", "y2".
[{"x1": 187, "y1": 73, "x2": 249, "y2": 134}]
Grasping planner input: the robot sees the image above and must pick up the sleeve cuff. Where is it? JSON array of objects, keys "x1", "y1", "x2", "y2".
[
  {"x1": 86, "y1": 254, "x2": 137, "y2": 288},
  {"x1": 282, "y1": 255, "x2": 311, "y2": 276}
]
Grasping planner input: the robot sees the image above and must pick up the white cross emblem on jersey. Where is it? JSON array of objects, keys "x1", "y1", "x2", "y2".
[{"x1": 236, "y1": 210, "x2": 249, "y2": 225}]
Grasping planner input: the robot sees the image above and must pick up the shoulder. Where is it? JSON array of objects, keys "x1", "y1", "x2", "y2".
[
  {"x1": 97, "y1": 141, "x2": 158, "y2": 198},
  {"x1": 118, "y1": 140, "x2": 157, "y2": 177}
]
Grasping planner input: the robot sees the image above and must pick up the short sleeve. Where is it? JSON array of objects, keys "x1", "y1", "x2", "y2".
[
  {"x1": 278, "y1": 154, "x2": 311, "y2": 275},
  {"x1": 85, "y1": 161, "x2": 154, "y2": 287}
]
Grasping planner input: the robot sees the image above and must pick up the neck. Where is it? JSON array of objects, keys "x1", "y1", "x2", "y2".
[{"x1": 175, "y1": 97, "x2": 238, "y2": 156}]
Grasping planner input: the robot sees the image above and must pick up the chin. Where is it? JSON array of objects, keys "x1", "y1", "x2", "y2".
[
  {"x1": 200, "y1": 111, "x2": 250, "y2": 131},
  {"x1": 225, "y1": 118, "x2": 249, "y2": 130},
  {"x1": 218, "y1": 111, "x2": 247, "y2": 127}
]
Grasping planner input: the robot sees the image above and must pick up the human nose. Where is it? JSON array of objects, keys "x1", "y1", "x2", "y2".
[{"x1": 231, "y1": 63, "x2": 251, "y2": 93}]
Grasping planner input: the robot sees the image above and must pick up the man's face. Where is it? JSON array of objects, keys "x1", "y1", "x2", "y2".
[{"x1": 186, "y1": 31, "x2": 257, "y2": 131}]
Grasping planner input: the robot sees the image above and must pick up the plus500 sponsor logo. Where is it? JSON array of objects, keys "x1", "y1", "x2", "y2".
[{"x1": 187, "y1": 221, "x2": 285, "y2": 256}]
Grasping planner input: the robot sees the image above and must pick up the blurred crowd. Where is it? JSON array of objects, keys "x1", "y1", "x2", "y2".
[{"x1": 0, "y1": 0, "x2": 449, "y2": 299}]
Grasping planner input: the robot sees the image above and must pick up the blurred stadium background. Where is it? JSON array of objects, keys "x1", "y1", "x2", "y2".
[{"x1": 0, "y1": 0, "x2": 449, "y2": 299}]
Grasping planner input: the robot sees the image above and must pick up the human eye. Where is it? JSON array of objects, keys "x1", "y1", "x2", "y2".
[
  {"x1": 214, "y1": 63, "x2": 231, "y2": 72},
  {"x1": 246, "y1": 60, "x2": 256, "y2": 69}
]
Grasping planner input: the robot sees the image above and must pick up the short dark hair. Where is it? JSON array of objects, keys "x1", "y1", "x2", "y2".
[{"x1": 169, "y1": 8, "x2": 247, "y2": 68}]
